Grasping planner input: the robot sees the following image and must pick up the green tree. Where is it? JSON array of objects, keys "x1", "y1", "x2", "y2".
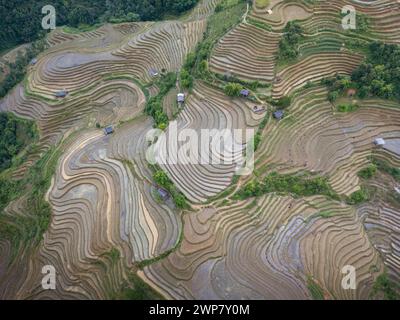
[{"x1": 224, "y1": 83, "x2": 243, "y2": 97}]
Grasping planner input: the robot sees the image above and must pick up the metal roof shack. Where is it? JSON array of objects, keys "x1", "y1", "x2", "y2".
[
  {"x1": 30, "y1": 58, "x2": 38, "y2": 65},
  {"x1": 177, "y1": 93, "x2": 185, "y2": 103},
  {"x1": 149, "y1": 68, "x2": 159, "y2": 77},
  {"x1": 273, "y1": 110, "x2": 284, "y2": 120},
  {"x1": 253, "y1": 105, "x2": 265, "y2": 114},
  {"x1": 54, "y1": 90, "x2": 68, "y2": 98},
  {"x1": 104, "y1": 126, "x2": 114, "y2": 135},
  {"x1": 374, "y1": 138, "x2": 385, "y2": 146},
  {"x1": 157, "y1": 188, "x2": 169, "y2": 201},
  {"x1": 240, "y1": 89, "x2": 250, "y2": 97}
]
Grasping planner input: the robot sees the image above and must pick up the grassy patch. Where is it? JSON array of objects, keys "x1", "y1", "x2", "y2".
[
  {"x1": 346, "y1": 186, "x2": 369, "y2": 205},
  {"x1": 337, "y1": 103, "x2": 359, "y2": 113},
  {"x1": 307, "y1": 276, "x2": 325, "y2": 300},
  {"x1": 0, "y1": 112, "x2": 38, "y2": 172},
  {"x1": 192, "y1": 0, "x2": 246, "y2": 82}
]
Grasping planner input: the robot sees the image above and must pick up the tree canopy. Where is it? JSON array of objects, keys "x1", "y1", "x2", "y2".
[
  {"x1": 0, "y1": 112, "x2": 36, "y2": 171},
  {"x1": 0, "y1": 0, "x2": 199, "y2": 50}
]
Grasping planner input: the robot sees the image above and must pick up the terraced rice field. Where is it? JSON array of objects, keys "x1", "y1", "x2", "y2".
[{"x1": 1, "y1": 0, "x2": 400, "y2": 300}]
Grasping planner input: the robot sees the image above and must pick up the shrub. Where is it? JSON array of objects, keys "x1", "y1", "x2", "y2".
[
  {"x1": 277, "y1": 21, "x2": 304, "y2": 63},
  {"x1": 275, "y1": 96, "x2": 292, "y2": 108},
  {"x1": 358, "y1": 164, "x2": 377, "y2": 179},
  {"x1": 237, "y1": 172, "x2": 338, "y2": 200},
  {"x1": 224, "y1": 83, "x2": 243, "y2": 97},
  {"x1": 347, "y1": 187, "x2": 369, "y2": 205}
]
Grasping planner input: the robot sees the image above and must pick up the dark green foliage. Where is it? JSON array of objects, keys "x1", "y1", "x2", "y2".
[
  {"x1": 153, "y1": 170, "x2": 189, "y2": 209},
  {"x1": 180, "y1": 54, "x2": 194, "y2": 89},
  {"x1": 350, "y1": 42, "x2": 400, "y2": 100},
  {"x1": 0, "y1": 39, "x2": 47, "y2": 98},
  {"x1": 371, "y1": 157, "x2": 400, "y2": 182},
  {"x1": 370, "y1": 272, "x2": 400, "y2": 300},
  {"x1": 0, "y1": 1, "x2": 200, "y2": 50},
  {"x1": 192, "y1": 0, "x2": 246, "y2": 80},
  {"x1": 254, "y1": 132, "x2": 262, "y2": 151},
  {"x1": 356, "y1": 14, "x2": 370, "y2": 33},
  {"x1": 274, "y1": 95, "x2": 292, "y2": 108},
  {"x1": 0, "y1": 112, "x2": 37, "y2": 171},
  {"x1": 237, "y1": 172, "x2": 339, "y2": 200},
  {"x1": 358, "y1": 164, "x2": 377, "y2": 179},
  {"x1": 224, "y1": 82, "x2": 243, "y2": 96},
  {"x1": 253, "y1": 114, "x2": 269, "y2": 151},
  {"x1": 278, "y1": 21, "x2": 304, "y2": 63},
  {"x1": 0, "y1": 178, "x2": 21, "y2": 212},
  {"x1": 346, "y1": 187, "x2": 369, "y2": 205},
  {"x1": 307, "y1": 276, "x2": 325, "y2": 300},
  {"x1": 328, "y1": 90, "x2": 339, "y2": 102}
]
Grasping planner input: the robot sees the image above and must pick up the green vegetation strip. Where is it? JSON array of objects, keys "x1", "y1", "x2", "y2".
[
  {"x1": 307, "y1": 276, "x2": 325, "y2": 300},
  {"x1": 0, "y1": 38, "x2": 47, "y2": 99},
  {"x1": 0, "y1": 134, "x2": 65, "y2": 255},
  {"x1": 371, "y1": 157, "x2": 400, "y2": 182},
  {"x1": 145, "y1": 72, "x2": 177, "y2": 130},
  {"x1": 0, "y1": 112, "x2": 38, "y2": 172},
  {"x1": 152, "y1": 166, "x2": 189, "y2": 209},
  {"x1": 235, "y1": 172, "x2": 340, "y2": 201},
  {"x1": 370, "y1": 271, "x2": 400, "y2": 300}
]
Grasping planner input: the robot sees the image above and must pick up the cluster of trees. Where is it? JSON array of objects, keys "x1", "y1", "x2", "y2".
[
  {"x1": 145, "y1": 73, "x2": 176, "y2": 130},
  {"x1": 0, "y1": 0, "x2": 199, "y2": 50},
  {"x1": 351, "y1": 42, "x2": 400, "y2": 100},
  {"x1": 180, "y1": 53, "x2": 196, "y2": 89},
  {"x1": 321, "y1": 74, "x2": 352, "y2": 102},
  {"x1": 346, "y1": 187, "x2": 369, "y2": 205},
  {"x1": 278, "y1": 21, "x2": 304, "y2": 63},
  {"x1": 237, "y1": 172, "x2": 338, "y2": 200},
  {"x1": 323, "y1": 42, "x2": 400, "y2": 101},
  {"x1": 0, "y1": 39, "x2": 47, "y2": 98},
  {"x1": 358, "y1": 164, "x2": 377, "y2": 179},
  {"x1": 371, "y1": 272, "x2": 400, "y2": 300},
  {"x1": 274, "y1": 95, "x2": 292, "y2": 109},
  {"x1": 0, "y1": 112, "x2": 37, "y2": 171},
  {"x1": 153, "y1": 170, "x2": 188, "y2": 209}
]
